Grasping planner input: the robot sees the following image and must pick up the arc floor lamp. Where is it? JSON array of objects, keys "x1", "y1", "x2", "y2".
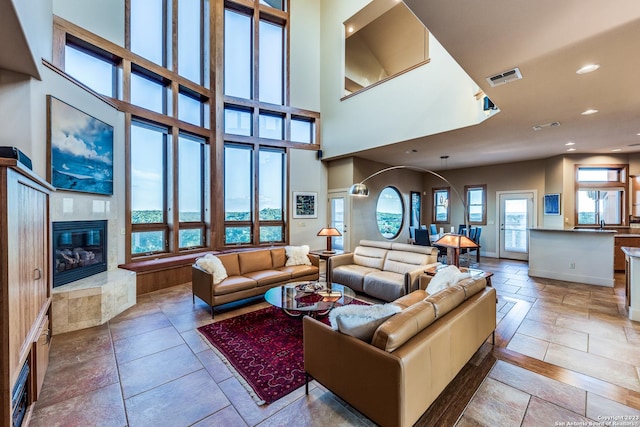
[{"x1": 348, "y1": 165, "x2": 478, "y2": 266}]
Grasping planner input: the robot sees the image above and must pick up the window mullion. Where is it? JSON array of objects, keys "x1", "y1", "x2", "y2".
[{"x1": 253, "y1": 9, "x2": 260, "y2": 101}]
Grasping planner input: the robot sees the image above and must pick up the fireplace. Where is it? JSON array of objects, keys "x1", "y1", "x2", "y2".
[{"x1": 52, "y1": 220, "x2": 107, "y2": 288}]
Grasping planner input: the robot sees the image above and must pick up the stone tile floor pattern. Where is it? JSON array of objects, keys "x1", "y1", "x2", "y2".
[{"x1": 31, "y1": 258, "x2": 640, "y2": 426}]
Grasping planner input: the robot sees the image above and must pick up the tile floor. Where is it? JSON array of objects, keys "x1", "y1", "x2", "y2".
[{"x1": 30, "y1": 258, "x2": 640, "y2": 426}]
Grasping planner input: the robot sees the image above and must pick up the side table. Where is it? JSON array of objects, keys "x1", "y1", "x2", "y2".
[{"x1": 309, "y1": 250, "x2": 345, "y2": 282}]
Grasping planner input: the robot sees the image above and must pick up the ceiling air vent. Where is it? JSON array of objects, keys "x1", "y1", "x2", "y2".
[{"x1": 486, "y1": 67, "x2": 522, "y2": 87}]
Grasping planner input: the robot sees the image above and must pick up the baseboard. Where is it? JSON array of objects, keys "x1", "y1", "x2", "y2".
[{"x1": 528, "y1": 268, "x2": 614, "y2": 287}]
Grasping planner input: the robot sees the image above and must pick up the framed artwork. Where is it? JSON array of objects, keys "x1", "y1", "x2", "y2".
[
  {"x1": 544, "y1": 193, "x2": 561, "y2": 215},
  {"x1": 47, "y1": 96, "x2": 114, "y2": 195},
  {"x1": 292, "y1": 191, "x2": 317, "y2": 218},
  {"x1": 410, "y1": 191, "x2": 421, "y2": 227}
]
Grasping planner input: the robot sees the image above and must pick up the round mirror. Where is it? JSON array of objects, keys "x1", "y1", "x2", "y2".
[{"x1": 376, "y1": 186, "x2": 404, "y2": 239}]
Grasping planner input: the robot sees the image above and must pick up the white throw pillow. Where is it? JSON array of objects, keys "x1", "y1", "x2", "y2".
[
  {"x1": 196, "y1": 254, "x2": 228, "y2": 284},
  {"x1": 329, "y1": 303, "x2": 402, "y2": 342},
  {"x1": 426, "y1": 265, "x2": 470, "y2": 295},
  {"x1": 285, "y1": 245, "x2": 312, "y2": 266}
]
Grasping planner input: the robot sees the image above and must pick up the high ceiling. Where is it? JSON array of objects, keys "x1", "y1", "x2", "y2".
[{"x1": 348, "y1": 0, "x2": 640, "y2": 171}]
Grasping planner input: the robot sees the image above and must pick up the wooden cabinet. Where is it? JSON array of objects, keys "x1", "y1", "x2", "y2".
[
  {"x1": 631, "y1": 176, "x2": 640, "y2": 217},
  {"x1": 0, "y1": 159, "x2": 53, "y2": 426},
  {"x1": 615, "y1": 236, "x2": 640, "y2": 271}
]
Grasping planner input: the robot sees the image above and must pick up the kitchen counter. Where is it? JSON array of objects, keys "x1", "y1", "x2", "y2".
[
  {"x1": 621, "y1": 247, "x2": 640, "y2": 321},
  {"x1": 529, "y1": 228, "x2": 614, "y2": 287}
]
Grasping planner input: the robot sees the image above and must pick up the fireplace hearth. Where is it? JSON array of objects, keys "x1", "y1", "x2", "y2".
[{"x1": 53, "y1": 220, "x2": 107, "y2": 287}]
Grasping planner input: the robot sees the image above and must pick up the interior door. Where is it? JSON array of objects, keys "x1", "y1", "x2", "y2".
[
  {"x1": 498, "y1": 192, "x2": 535, "y2": 260},
  {"x1": 329, "y1": 191, "x2": 350, "y2": 252}
]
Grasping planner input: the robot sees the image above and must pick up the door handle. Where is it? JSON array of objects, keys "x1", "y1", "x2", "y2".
[{"x1": 34, "y1": 268, "x2": 42, "y2": 280}]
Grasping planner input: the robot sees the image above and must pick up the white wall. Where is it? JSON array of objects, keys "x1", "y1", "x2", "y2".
[
  {"x1": 40, "y1": 68, "x2": 125, "y2": 267},
  {"x1": 11, "y1": 0, "x2": 53, "y2": 75},
  {"x1": 290, "y1": 0, "x2": 321, "y2": 111},
  {"x1": 53, "y1": 0, "x2": 125, "y2": 46},
  {"x1": 319, "y1": 0, "x2": 486, "y2": 159},
  {"x1": 289, "y1": 149, "x2": 328, "y2": 250}
]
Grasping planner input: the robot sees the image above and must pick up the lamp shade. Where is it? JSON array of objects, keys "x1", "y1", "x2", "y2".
[
  {"x1": 317, "y1": 227, "x2": 342, "y2": 237},
  {"x1": 348, "y1": 183, "x2": 369, "y2": 197},
  {"x1": 318, "y1": 227, "x2": 341, "y2": 254}
]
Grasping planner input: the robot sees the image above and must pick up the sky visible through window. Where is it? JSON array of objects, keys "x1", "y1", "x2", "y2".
[{"x1": 131, "y1": 123, "x2": 165, "y2": 222}]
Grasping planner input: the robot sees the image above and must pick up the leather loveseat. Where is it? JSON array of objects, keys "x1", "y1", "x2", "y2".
[
  {"x1": 192, "y1": 248, "x2": 319, "y2": 317},
  {"x1": 328, "y1": 240, "x2": 439, "y2": 301},
  {"x1": 303, "y1": 274, "x2": 496, "y2": 427}
]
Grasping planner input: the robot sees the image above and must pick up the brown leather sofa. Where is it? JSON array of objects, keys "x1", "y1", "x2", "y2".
[
  {"x1": 192, "y1": 248, "x2": 319, "y2": 317},
  {"x1": 303, "y1": 274, "x2": 496, "y2": 427}
]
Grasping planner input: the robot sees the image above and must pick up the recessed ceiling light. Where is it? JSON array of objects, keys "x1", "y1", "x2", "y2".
[
  {"x1": 347, "y1": 26, "x2": 354, "y2": 33},
  {"x1": 576, "y1": 64, "x2": 600, "y2": 74},
  {"x1": 405, "y1": 149, "x2": 418, "y2": 154},
  {"x1": 581, "y1": 109, "x2": 599, "y2": 115},
  {"x1": 567, "y1": 148, "x2": 576, "y2": 152},
  {"x1": 565, "y1": 142, "x2": 575, "y2": 146},
  {"x1": 611, "y1": 148, "x2": 622, "y2": 152}
]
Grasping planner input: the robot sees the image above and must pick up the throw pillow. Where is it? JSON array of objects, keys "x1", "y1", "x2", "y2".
[
  {"x1": 195, "y1": 254, "x2": 228, "y2": 284},
  {"x1": 329, "y1": 303, "x2": 402, "y2": 342},
  {"x1": 426, "y1": 265, "x2": 470, "y2": 295},
  {"x1": 285, "y1": 245, "x2": 312, "y2": 266}
]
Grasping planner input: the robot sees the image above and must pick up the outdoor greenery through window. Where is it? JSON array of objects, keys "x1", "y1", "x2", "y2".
[
  {"x1": 432, "y1": 187, "x2": 450, "y2": 224},
  {"x1": 178, "y1": 134, "x2": 206, "y2": 248},
  {"x1": 54, "y1": 0, "x2": 320, "y2": 260},
  {"x1": 576, "y1": 165, "x2": 627, "y2": 225},
  {"x1": 376, "y1": 186, "x2": 404, "y2": 239},
  {"x1": 130, "y1": 121, "x2": 168, "y2": 254},
  {"x1": 224, "y1": 145, "x2": 286, "y2": 244}
]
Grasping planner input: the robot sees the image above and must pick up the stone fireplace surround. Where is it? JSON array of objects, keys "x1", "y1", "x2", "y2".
[{"x1": 51, "y1": 195, "x2": 136, "y2": 334}]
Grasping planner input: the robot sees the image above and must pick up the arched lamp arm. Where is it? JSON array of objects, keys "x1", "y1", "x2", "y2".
[{"x1": 356, "y1": 165, "x2": 469, "y2": 235}]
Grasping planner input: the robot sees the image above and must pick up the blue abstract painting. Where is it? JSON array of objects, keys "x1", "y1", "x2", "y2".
[{"x1": 49, "y1": 96, "x2": 113, "y2": 195}]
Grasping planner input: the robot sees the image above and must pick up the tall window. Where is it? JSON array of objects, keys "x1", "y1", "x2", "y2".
[
  {"x1": 224, "y1": 145, "x2": 252, "y2": 244},
  {"x1": 259, "y1": 149, "x2": 285, "y2": 242},
  {"x1": 259, "y1": 19, "x2": 284, "y2": 104},
  {"x1": 130, "y1": 0, "x2": 168, "y2": 67},
  {"x1": 178, "y1": 0, "x2": 206, "y2": 84},
  {"x1": 224, "y1": 145, "x2": 286, "y2": 245},
  {"x1": 224, "y1": 9, "x2": 252, "y2": 99},
  {"x1": 432, "y1": 187, "x2": 450, "y2": 224},
  {"x1": 54, "y1": 0, "x2": 320, "y2": 260},
  {"x1": 130, "y1": 121, "x2": 168, "y2": 255},
  {"x1": 64, "y1": 39, "x2": 118, "y2": 97},
  {"x1": 576, "y1": 165, "x2": 627, "y2": 225},
  {"x1": 465, "y1": 184, "x2": 487, "y2": 225},
  {"x1": 178, "y1": 134, "x2": 206, "y2": 249},
  {"x1": 130, "y1": 68, "x2": 169, "y2": 114}
]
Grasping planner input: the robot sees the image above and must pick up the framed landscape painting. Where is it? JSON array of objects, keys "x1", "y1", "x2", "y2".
[
  {"x1": 292, "y1": 191, "x2": 317, "y2": 218},
  {"x1": 47, "y1": 96, "x2": 114, "y2": 195}
]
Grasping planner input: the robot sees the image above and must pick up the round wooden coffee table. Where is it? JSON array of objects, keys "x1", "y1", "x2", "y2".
[{"x1": 264, "y1": 281, "x2": 355, "y2": 317}]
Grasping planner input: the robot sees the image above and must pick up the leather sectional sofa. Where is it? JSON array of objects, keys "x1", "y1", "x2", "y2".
[
  {"x1": 328, "y1": 240, "x2": 439, "y2": 301},
  {"x1": 192, "y1": 248, "x2": 319, "y2": 317},
  {"x1": 303, "y1": 274, "x2": 496, "y2": 427}
]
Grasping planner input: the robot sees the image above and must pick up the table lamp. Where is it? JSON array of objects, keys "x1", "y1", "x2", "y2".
[{"x1": 317, "y1": 227, "x2": 342, "y2": 254}]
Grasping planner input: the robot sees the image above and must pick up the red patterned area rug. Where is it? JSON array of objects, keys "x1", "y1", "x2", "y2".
[{"x1": 197, "y1": 302, "x2": 365, "y2": 405}]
